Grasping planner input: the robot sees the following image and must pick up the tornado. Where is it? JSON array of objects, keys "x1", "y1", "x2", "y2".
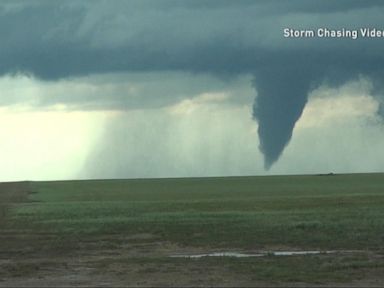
[{"x1": 252, "y1": 67, "x2": 315, "y2": 169}]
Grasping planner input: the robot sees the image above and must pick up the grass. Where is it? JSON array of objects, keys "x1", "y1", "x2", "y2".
[{"x1": 1, "y1": 174, "x2": 384, "y2": 286}]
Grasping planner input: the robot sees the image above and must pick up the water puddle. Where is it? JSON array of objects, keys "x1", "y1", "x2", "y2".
[{"x1": 170, "y1": 250, "x2": 340, "y2": 258}]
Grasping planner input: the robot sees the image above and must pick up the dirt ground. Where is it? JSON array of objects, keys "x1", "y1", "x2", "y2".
[{"x1": 2, "y1": 245, "x2": 383, "y2": 287}]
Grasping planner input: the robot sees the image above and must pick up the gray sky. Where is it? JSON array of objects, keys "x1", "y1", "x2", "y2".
[{"x1": 1, "y1": 0, "x2": 384, "y2": 180}]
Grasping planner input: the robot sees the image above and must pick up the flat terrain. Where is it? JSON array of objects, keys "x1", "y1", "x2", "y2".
[{"x1": 1, "y1": 174, "x2": 384, "y2": 287}]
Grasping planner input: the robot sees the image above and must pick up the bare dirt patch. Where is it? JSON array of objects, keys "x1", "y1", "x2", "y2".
[
  {"x1": 0, "y1": 182, "x2": 30, "y2": 224},
  {"x1": 1, "y1": 238, "x2": 383, "y2": 287}
]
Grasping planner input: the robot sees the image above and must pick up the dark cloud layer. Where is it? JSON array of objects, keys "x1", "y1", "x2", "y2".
[{"x1": 1, "y1": 0, "x2": 384, "y2": 168}]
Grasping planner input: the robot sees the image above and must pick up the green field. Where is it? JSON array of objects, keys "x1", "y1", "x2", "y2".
[{"x1": 1, "y1": 174, "x2": 384, "y2": 286}]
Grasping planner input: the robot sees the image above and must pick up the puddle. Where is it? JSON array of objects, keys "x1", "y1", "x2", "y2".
[
  {"x1": 171, "y1": 252, "x2": 264, "y2": 258},
  {"x1": 170, "y1": 250, "x2": 340, "y2": 258},
  {"x1": 272, "y1": 251, "x2": 334, "y2": 256}
]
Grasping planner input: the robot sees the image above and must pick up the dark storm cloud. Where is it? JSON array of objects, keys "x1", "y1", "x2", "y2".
[
  {"x1": 2, "y1": 0, "x2": 381, "y2": 79},
  {"x1": 1, "y1": 0, "x2": 384, "y2": 168}
]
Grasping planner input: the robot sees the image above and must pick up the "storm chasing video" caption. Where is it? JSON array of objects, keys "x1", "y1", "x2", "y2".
[{"x1": 283, "y1": 28, "x2": 384, "y2": 40}]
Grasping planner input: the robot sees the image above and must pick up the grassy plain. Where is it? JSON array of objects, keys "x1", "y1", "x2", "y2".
[{"x1": 1, "y1": 174, "x2": 384, "y2": 286}]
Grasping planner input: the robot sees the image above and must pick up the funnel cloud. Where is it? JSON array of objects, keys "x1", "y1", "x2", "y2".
[{"x1": 253, "y1": 66, "x2": 316, "y2": 169}]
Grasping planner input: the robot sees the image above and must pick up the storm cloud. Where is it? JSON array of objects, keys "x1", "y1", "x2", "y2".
[{"x1": 1, "y1": 0, "x2": 384, "y2": 169}]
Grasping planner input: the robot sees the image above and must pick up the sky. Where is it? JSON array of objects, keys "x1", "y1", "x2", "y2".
[{"x1": 1, "y1": 0, "x2": 384, "y2": 181}]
